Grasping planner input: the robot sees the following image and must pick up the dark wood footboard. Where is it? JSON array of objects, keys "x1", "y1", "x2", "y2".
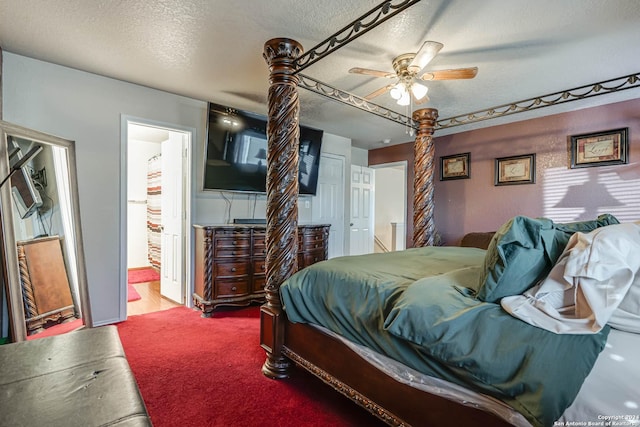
[{"x1": 283, "y1": 320, "x2": 514, "y2": 427}]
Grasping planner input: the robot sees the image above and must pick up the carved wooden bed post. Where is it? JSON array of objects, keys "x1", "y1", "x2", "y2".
[
  {"x1": 260, "y1": 38, "x2": 302, "y2": 379},
  {"x1": 412, "y1": 108, "x2": 439, "y2": 247}
]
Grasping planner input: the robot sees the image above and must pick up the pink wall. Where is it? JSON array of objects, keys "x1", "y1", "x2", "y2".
[{"x1": 370, "y1": 97, "x2": 640, "y2": 246}]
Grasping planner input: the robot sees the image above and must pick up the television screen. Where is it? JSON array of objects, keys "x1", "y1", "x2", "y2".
[
  {"x1": 8, "y1": 137, "x2": 43, "y2": 219},
  {"x1": 204, "y1": 103, "x2": 323, "y2": 195}
]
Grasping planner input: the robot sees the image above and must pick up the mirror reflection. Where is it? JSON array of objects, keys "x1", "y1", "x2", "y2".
[{"x1": 0, "y1": 120, "x2": 91, "y2": 342}]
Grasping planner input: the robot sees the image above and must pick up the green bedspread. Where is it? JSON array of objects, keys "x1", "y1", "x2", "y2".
[{"x1": 280, "y1": 247, "x2": 609, "y2": 427}]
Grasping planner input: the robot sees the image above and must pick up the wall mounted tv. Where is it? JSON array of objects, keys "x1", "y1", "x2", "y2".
[{"x1": 204, "y1": 103, "x2": 323, "y2": 195}]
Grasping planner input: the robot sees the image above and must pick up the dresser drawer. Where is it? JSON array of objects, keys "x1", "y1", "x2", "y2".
[
  {"x1": 253, "y1": 258, "x2": 266, "y2": 275},
  {"x1": 214, "y1": 228, "x2": 251, "y2": 238},
  {"x1": 214, "y1": 278, "x2": 250, "y2": 298},
  {"x1": 300, "y1": 239, "x2": 326, "y2": 251},
  {"x1": 215, "y1": 237, "x2": 251, "y2": 249},
  {"x1": 215, "y1": 246, "x2": 251, "y2": 258},
  {"x1": 299, "y1": 248, "x2": 325, "y2": 269},
  {"x1": 300, "y1": 231, "x2": 326, "y2": 245},
  {"x1": 215, "y1": 261, "x2": 250, "y2": 277},
  {"x1": 253, "y1": 245, "x2": 267, "y2": 257},
  {"x1": 253, "y1": 233, "x2": 266, "y2": 247},
  {"x1": 252, "y1": 274, "x2": 266, "y2": 293}
]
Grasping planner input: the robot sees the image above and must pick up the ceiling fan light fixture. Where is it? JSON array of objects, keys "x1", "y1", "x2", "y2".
[
  {"x1": 389, "y1": 83, "x2": 405, "y2": 100},
  {"x1": 397, "y1": 91, "x2": 411, "y2": 106},
  {"x1": 410, "y1": 82, "x2": 429, "y2": 100}
]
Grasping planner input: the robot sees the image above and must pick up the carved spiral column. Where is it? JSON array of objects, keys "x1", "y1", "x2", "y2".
[
  {"x1": 412, "y1": 108, "x2": 439, "y2": 247},
  {"x1": 17, "y1": 245, "x2": 37, "y2": 319},
  {"x1": 261, "y1": 38, "x2": 302, "y2": 379}
]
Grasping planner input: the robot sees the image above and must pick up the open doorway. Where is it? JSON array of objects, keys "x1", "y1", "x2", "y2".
[
  {"x1": 122, "y1": 118, "x2": 193, "y2": 317},
  {"x1": 371, "y1": 161, "x2": 407, "y2": 253}
]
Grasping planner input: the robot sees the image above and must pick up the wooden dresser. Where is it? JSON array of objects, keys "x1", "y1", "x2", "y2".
[{"x1": 193, "y1": 224, "x2": 330, "y2": 316}]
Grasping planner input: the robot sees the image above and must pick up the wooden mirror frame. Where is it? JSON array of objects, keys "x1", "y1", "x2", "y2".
[{"x1": 0, "y1": 120, "x2": 92, "y2": 342}]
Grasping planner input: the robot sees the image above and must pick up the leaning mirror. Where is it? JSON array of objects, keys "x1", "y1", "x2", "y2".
[{"x1": 0, "y1": 120, "x2": 92, "y2": 342}]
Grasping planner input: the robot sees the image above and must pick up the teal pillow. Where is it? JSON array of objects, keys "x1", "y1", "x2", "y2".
[
  {"x1": 477, "y1": 216, "x2": 556, "y2": 303},
  {"x1": 553, "y1": 213, "x2": 620, "y2": 249},
  {"x1": 477, "y1": 214, "x2": 620, "y2": 303}
]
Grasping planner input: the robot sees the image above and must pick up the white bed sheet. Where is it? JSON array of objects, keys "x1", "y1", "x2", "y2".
[
  {"x1": 314, "y1": 325, "x2": 640, "y2": 426},
  {"x1": 559, "y1": 328, "x2": 640, "y2": 426}
]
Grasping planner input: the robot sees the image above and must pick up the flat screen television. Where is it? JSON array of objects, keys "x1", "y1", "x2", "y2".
[
  {"x1": 204, "y1": 103, "x2": 323, "y2": 195},
  {"x1": 7, "y1": 137, "x2": 43, "y2": 219}
]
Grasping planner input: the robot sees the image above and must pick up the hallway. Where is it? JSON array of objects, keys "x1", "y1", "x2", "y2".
[{"x1": 127, "y1": 277, "x2": 181, "y2": 317}]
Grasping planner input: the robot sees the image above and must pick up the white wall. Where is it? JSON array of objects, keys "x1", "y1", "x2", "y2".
[
  {"x1": 2, "y1": 52, "x2": 357, "y2": 327},
  {"x1": 127, "y1": 139, "x2": 161, "y2": 268},
  {"x1": 351, "y1": 146, "x2": 368, "y2": 167},
  {"x1": 3, "y1": 52, "x2": 206, "y2": 325}
]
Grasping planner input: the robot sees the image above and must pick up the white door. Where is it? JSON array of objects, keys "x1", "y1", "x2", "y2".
[
  {"x1": 349, "y1": 165, "x2": 375, "y2": 255},
  {"x1": 312, "y1": 153, "x2": 345, "y2": 258},
  {"x1": 160, "y1": 132, "x2": 185, "y2": 303}
]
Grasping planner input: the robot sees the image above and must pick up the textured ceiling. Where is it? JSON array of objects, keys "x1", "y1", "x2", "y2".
[{"x1": 1, "y1": 0, "x2": 640, "y2": 149}]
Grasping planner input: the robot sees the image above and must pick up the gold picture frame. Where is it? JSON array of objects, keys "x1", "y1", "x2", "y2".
[
  {"x1": 495, "y1": 153, "x2": 535, "y2": 186},
  {"x1": 440, "y1": 152, "x2": 470, "y2": 180},
  {"x1": 570, "y1": 128, "x2": 628, "y2": 168}
]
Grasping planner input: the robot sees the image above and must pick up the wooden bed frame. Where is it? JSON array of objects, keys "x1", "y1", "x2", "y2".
[
  {"x1": 254, "y1": 3, "x2": 533, "y2": 424},
  {"x1": 255, "y1": 1, "x2": 640, "y2": 421},
  {"x1": 257, "y1": 34, "x2": 515, "y2": 426}
]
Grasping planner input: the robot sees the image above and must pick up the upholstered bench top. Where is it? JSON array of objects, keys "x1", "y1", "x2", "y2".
[{"x1": 0, "y1": 325, "x2": 151, "y2": 427}]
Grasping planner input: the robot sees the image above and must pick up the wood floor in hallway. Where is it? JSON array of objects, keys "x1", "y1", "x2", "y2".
[{"x1": 127, "y1": 280, "x2": 181, "y2": 316}]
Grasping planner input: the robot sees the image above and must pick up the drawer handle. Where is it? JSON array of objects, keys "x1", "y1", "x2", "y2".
[
  {"x1": 232, "y1": 251, "x2": 236, "y2": 255},
  {"x1": 231, "y1": 267, "x2": 237, "y2": 272},
  {"x1": 314, "y1": 257, "x2": 318, "y2": 262},
  {"x1": 231, "y1": 286, "x2": 237, "y2": 291},
  {"x1": 314, "y1": 244, "x2": 318, "y2": 248},
  {"x1": 233, "y1": 241, "x2": 237, "y2": 245},
  {"x1": 261, "y1": 265, "x2": 266, "y2": 270}
]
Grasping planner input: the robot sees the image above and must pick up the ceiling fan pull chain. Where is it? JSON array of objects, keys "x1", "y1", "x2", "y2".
[{"x1": 405, "y1": 100, "x2": 414, "y2": 137}]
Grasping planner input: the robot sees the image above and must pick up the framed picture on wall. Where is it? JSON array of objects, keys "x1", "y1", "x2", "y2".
[
  {"x1": 570, "y1": 128, "x2": 628, "y2": 168},
  {"x1": 440, "y1": 152, "x2": 470, "y2": 180},
  {"x1": 495, "y1": 153, "x2": 535, "y2": 186}
]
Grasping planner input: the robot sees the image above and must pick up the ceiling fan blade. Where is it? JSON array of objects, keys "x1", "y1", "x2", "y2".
[
  {"x1": 364, "y1": 85, "x2": 393, "y2": 100},
  {"x1": 408, "y1": 41, "x2": 444, "y2": 72},
  {"x1": 420, "y1": 67, "x2": 478, "y2": 81},
  {"x1": 349, "y1": 67, "x2": 396, "y2": 79}
]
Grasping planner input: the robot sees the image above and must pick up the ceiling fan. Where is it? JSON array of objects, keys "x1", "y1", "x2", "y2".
[{"x1": 349, "y1": 41, "x2": 478, "y2": 106}]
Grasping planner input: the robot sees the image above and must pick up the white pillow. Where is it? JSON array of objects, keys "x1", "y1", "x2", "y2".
[
  {"x1": 609, "y1": 272, "x2": 640, "y2": 333},
  {"x1": 502, "y1": 222, "x2": 640, "y2": 334}
]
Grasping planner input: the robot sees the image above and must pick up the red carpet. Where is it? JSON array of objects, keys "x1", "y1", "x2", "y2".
[
  {"x1": 27, "y1": 318, "x2": 84, "y2": 340},
  {"x1": 128, "y1": 267, "x2": 160, "y2": 284},
  {"x1": 117, "y1": 306, "x2": 386, "y2": 427},
  {"x1": 128, "y1": 284, "x2": 142, "y2": 302}
]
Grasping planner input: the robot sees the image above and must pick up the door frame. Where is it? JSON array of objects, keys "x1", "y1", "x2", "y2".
[
  {"x1": 371, "y1": 160, "x2": 408, "y2": 251},
  {"x1": 119, "y1": 115, "x2": 194, "y2": 320}
]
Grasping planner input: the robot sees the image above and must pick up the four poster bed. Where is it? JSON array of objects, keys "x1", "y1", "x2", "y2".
[{"x1": 257, "y1": 3, "x2": 640, "y2": 427}]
